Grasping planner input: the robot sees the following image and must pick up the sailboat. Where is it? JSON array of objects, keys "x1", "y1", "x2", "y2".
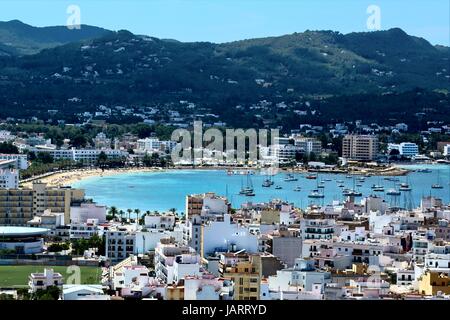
[
  {"x1": 239, "y1": 174, "x2": 255, "y2": 196},
  {"x1": 371, "y1": 177, "x2": 384, "y2": 192},
  {"x1": 431, "y1": 170, "x2": 443, "y2": 189},
  {"x1": 308, "y1": 189, "x2": 324, "y2": 198},
  {"x1": 386, "y1": 180, "x2": 400, "y2": 195},
  {"x1": 342, "y1": 177, "x2": 362, "y2": 196},
  {"x1": 284, "y1": 173, "x2": 298, "y2": 182},
  {"x1": 399, "y1": 176, "x2": 412, "y2": 191},
  {"x1": 262, "y1": 174, "x2": 272, "y2": 187}
]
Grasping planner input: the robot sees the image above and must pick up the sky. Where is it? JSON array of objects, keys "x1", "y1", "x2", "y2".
[{"x1": 0, "y1": 0, "x2": 448, "y2": 45}]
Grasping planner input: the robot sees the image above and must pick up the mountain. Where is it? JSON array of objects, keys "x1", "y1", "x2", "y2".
[
  {"x1": 0, "y1": 20, "x2": 112, "y2": 55},
  {"x1": 0, "y1": 25, "x2": 448, "y2": 127}
]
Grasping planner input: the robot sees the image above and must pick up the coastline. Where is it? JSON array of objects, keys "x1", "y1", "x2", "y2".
[
  {"x1": 20, "y1": 167, "x2": 164, "y2": 188},
  {"x1": 20, "y1": 164, "x2": 412, "y2": 188}
]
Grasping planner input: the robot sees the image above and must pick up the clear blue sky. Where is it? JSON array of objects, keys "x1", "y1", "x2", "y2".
[{"x1": 0, "y1": 0, "x2": 448, "y2": 45}]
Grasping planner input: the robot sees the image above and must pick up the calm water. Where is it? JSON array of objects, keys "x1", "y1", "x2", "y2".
[{"x1": 71, "y1": 165, "x2": 450, "y2": 215}]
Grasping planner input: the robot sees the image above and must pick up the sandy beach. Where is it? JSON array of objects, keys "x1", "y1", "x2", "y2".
[{"x1": 20, "y1": 167, "x2": 163, "y2": 188}]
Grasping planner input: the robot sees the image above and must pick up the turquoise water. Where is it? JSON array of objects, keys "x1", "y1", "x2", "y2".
[{"x1": 71, "y1": 165, "x2": 450, "y2": 215}]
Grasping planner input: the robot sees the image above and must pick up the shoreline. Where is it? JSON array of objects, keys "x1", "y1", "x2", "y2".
[
  {"x1": 20, "y1": 167, "x2": 163, "y2": 188},
  {"x1": 19, "y1": 164, "x2": 417, "y2": 188}
]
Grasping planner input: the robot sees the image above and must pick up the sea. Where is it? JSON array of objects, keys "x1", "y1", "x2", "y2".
[{"x1": 70, "y1": 164, "x2": 450, "y2": 216}]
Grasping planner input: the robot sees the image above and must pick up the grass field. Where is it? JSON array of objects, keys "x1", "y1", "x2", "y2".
[{"x1": 0, "y1": 265, "x2": 102, "y2": 288}]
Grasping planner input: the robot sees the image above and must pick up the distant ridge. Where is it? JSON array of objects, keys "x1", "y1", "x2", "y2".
[{"x1": 0, "y1": 19, "x2": 112, "y2": 55}]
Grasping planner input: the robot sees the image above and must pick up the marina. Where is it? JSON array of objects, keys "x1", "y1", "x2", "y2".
[{"x1": 71, "y1": 164, "x2": 450, "y2": 215}]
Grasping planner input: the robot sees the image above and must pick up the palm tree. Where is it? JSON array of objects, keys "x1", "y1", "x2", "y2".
[
  {"x1": 145, "y1": 210, "x2": 151, "y2": 216},
  {"x1": 108, "y1": 206, "x2": 118, "y2": 221},
  {"x1": 127, "y1": 209, "x2": 133, "y2": 222},
  {"x1": 169, "y1": 208, "x2": 177, "y2": 215},
  {"x1": 134, "y1": 209, "x2": 141, "y2": 224},
  {"x1": 119, "y1": 210, "x2": 125, "y2": 222}
]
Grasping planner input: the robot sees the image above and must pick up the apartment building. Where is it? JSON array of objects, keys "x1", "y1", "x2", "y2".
[
  {"x1": 300, "y1": 218, "x2": 336, "y2": 240},
  {"x1": 0, "y1": 154, "x2": 28, "y2": 169},
  {"x1": 106, "y1": 227, "x2": 173, "y2": 262},
  {"x1": 293, "y1": 136, "x2": 322, "y2": 155},
  {"x1": 0, "y1": 182, "x2": 84, "y2": 225},
  {"x1": 144, "y1": 213, "x2": 176, "y2": 230},
  {"x1": 136, "y1": 137, "x2": 176, "y2": 154},
  {"x1": 154, "y1": 241, "x2": 201, "y2": 285},
  {"x1": 32, "y1": 182, "x2": 85, "y2": 224},
  {"x1": 418, "y1": 271, "x2": 450, "y2": 296},
  {"x1": 29, "y1": 268, "x2": 64, "y2": 293},
  {"x1": 219, "y1": 253, "x2": 261, "y2": 300},
  {"x1": 269, "y1": 144, "x2": 302, "y2": 161},
  {"x1": 185, "y1": 192, "x2": 229, "y2": 220},
  {"x1": 106, "y1": 228, "x2": 136, "y2": 262},
  {"x1": 342, "y1": 134, "x2": 379, "y2": 161},
  {"x1": 0, "y1": 168, "x2": 19, "y2": 189}
]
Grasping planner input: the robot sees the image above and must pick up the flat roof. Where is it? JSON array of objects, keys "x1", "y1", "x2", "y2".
[{"x1": 0, "y1": 226, "x2": 49, "y2": 237}]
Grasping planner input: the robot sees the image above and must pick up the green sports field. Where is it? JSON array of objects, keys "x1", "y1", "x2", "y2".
[{"x1": 0, "y1": 265, "x2": 102, "y2": 288}]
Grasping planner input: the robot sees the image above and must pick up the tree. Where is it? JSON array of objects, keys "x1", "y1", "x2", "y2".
[
  {"x1": 0, "y1": 293, "x2": 14, "y2": 300},
  {"x1": 127, "y1": 209, "x2": 133, "y2": 222},
  {"x1": 134, "y1": 209, "x2": 141, "y2": 224},
  {"x1": 119, "y1": 210, "x2": 125, "y2": 221},
  {"x1": 108, "y1": 206, "x2": 118, "y2": 221},
  {"x1": 16, "y1": 288, "x2": 31, "y2": 300},
  {"x1": 97, "y1": 151, "x2": 108, "y2": 169},
  {"x1": 37, "y1": 152, "x2": 54, "y2": 164},
  {"x1": 71, "y1": 134, "x2": 87, "y2": 148},
  {"x1": 34, "y1": 286, "x2": 60, "y2": 300},
  {"x1": 0, "y1": 142, "x2": 19, "y2": 154}
]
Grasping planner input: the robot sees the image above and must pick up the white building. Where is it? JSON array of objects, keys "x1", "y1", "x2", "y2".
[
  {"x1": 300, "y1": 219, "x2": 335, "y2": 240},
  {"x1": 0, "y1": 154, "x2": 28, "y2": 169},
  {"x1": 268, "y1": 258, "x2": 331, "y2": 292},
  {"x1": 184, "y1": 274, "x2": 230, "y2": 300},
  {"x1": 154, "y1": 242, "x2": 201, "y2": 285},
  {"x1": 388, "y1": 142, "x2": 419, "y2": 158},
  {"x1": 396, "y1": 269, "x2": 415, "y2": 286},
  {"x1": 202, "y1": 214, "x2": 259, "y2": 258},
  {"x1": 106, "y1": 227, "x2": 171, "y2": 261},
  {"x1": 0, "y1": 168, "x2": 18, "y2": 189},
  {"x1": 137, "y1": 137, "x2": 176, "y2": 153},
  {"x1": 31, "y1": 147, "x2": 128, "y2": 165},
  {"x1": 29, "y1": 268, "x2": 63, "y2": 293},
  {"x1": 444, "y1": 144, "x2": 450, "y2": 157},
  {"x1": 70, "y1": 203, "x2": 107, "y2": 224},
  {"x1": 293, "y1": 137, "x2": 322, "y2": 155},
  {"x1": 63, "y1": 285, "x2": 109, "y2": 300},
  {"x1": 70, "y1": 219, "x2": 102, "y2": 239},
  {"x1": 269, "y1": 144, "x2": 302, "y2": 161},
  {"x1": 106, "y1": 228, "x2": 136, "y2": 262},
  {"x1": 144, "y1": 213, "x2": 176, "y2": 230}
]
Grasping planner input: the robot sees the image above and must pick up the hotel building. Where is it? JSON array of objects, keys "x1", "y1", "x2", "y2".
[
  {"x1": 342, "y1": 134, "x2": 379, "y2": 161},
  {"x1": 0, "y1": 182, "x2": 85, "y2": 225}
]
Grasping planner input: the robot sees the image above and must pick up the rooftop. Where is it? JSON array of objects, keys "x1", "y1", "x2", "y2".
[{"x1": 0, "y1": 226, "x2": 49, "y2": 237}]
